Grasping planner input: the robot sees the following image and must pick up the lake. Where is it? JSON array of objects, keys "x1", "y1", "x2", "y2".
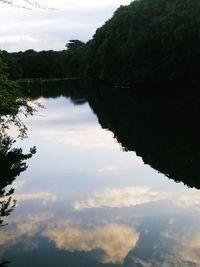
[{"x1": 1, "y1": 81, "x2": 200, "y2": 267}]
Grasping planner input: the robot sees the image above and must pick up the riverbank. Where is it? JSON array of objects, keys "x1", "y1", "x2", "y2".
[{"x1": 18, "y1": 77, "x2": 79, "y2": 84}]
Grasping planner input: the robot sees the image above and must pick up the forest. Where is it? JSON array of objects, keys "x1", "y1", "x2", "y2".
[
  {"x1": 1, "y1": 0, "x2": 200, "y2": 265},
  {"x1": 1, "y1": 0, "x2": 200, "y2": 85},
  {"x1": 1, "y1": 0, "x2": 200, "y2": 124}
]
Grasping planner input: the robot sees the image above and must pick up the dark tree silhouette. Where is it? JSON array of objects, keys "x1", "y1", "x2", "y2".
[
  {"x1": 0, "y1": 259, "x2": 10, "y2": 267},
  {"x1": 87, "y1": 85, "x2": 200, "y2": 189},
  {"x1": 0, "y1": 133, "x2": 36, "y2": 227}
]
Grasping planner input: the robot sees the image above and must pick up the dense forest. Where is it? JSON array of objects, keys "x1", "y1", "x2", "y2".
[
  {"x1": 2, "y1": 40, "x2": 85, "y2": 80},
  {"x1": 3, "y1": 0, "x2": 200, "y2": 85},
  {"x1": 1, "y1": 0, "x2": 200, "y2": 141},
  {"x1": 1, "y1": 0, "x2": 200, "y2": 84},
  {"x1": 85, "y1": 0, "x2": 200, "y2": 84}
]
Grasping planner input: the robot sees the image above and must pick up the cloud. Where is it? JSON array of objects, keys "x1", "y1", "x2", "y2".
[
  {"x1": 42, "y1": 222, "x2": 140, "y2": 263},
  {"x1": 0, "y1": 35, "x2": 38, "y2": 45},
  {"x1": 176, "y1": 194, "x2": 200, "y2": 209},
  {"x1": 0, "y1": 0, "x2": 132, "y2": 51},
  {"x1": 73, "y1": 186, "x2": 168, "y2": 210}
]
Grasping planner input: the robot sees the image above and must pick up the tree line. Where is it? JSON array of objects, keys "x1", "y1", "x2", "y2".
[
  {"x1": 3, "y1": 0, "x2": 200, "y2": 85},
  {"x1": 2, "y1": 40, "x2": 85, "y2": 80},
  {"x1": 85, "y1": 0, "x2": 200, "y2": 84}
]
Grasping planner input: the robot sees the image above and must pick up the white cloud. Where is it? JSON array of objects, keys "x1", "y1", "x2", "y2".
[
  {"x1": 73, "y1": 186, "x2": 169, "y2": 210},
  {"x1": 176, "y1": 194, "x2": 200, "y2": 209},
  {"x1": 42, "y1": 222, "x2": 140, "y2": 264},
  {"x1": 0, "y1": 0, "x2": 132, "y2": 51}
]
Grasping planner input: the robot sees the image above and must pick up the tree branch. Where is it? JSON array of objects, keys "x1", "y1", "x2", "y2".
[{"x1": 0, "y1": 0, "x2": 56, "y2": 10}]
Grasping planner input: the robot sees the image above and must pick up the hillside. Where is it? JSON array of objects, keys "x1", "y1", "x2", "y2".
[
  {"x1": 5, "y1": 0, "x2": 200, "y2": 85},
  {"x1": 85, "y1": 0, "x2": 200, "y2": 84}
]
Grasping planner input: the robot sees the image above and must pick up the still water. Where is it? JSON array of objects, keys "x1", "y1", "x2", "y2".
[{"x1": 1, "y1": 82, "x2": 200, "y2": 267}]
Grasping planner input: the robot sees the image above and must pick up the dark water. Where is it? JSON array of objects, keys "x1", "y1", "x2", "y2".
[{"x1": 1, "y1": 82, "x2": 200, "y2": 267}]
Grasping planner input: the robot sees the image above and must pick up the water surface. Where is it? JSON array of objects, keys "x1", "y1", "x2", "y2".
[{"x1": 1, "y1": 83, "x2": 200, "y2": 267}]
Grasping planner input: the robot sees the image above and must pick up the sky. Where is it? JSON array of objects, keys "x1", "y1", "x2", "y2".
[{"x1": 0, "y1": 0, "x2": 131, "y2": 52}]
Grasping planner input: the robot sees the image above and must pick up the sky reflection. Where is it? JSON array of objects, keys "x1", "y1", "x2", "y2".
[
  {"x1": 43, "y1": 222, "x2": 140, "y2": 264},
  {"x1": 2, "y1": 92, "x2": 200, "y2": 267}
]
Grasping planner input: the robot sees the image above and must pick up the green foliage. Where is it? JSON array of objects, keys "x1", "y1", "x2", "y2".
[
  {"x1": 11, "y1": 49, "x2": 66, "y2": 79},
  {"x1": 63, "y1": 40, "x2": 86, "y2": 78},
  {"x1": 66, "y1": 40, "x2": 85, "y2": 50},
  {"x1": 1, "y1": 50, "x2": 22, "y2": 80},
  {"x1": 5, "y1": 0, "x2": 200, "y2": 84},
  {"x1": 10, "y1": 41, "x2": 86, "y2": 79},
  {"x1": 0, "y1": 51, "x2": 20, "y2": 115},
  {"x1": 0, "y1": 50, "x2": 35, "y2": 138},
  {"x1": 85, "y1": 0, "x2": 200, "y2": 84},
  {"x1": 0, "y1": 51, "x2": 36, "y2": 228}
]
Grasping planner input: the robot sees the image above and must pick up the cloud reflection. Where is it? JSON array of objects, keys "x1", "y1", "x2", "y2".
[
  {"x1": 0, "y1": 213, "x2": 53, "y2": 248},
  {"x1": 42, "y1": 223, "x2": 140, "y2": 263},
  {"x1": 180, "y1": 231, "x2": 200, "y2": 266},
  {"x1": 26, "y1": 98, "x2": 119, "y2": 149},
  {"x1": 73, "y1": 186, "x2": 168, "y2": 210},
  {"x1": 73, "y1": 186, "x2": 200, "y2": 211},
  {"x1": 176, "y1": 194, "x2": 200, "y2": 209},
  {"x1": 14, "y1": 192, "x2": 57, "y2": 203}
]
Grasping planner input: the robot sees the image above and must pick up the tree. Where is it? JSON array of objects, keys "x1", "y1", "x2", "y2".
[
  {"x1": 0, "y1": 50, "x2": 35, "y2": 138},
  {"x1": 0, "y1": 0, "x2": 55, "y2": 10},
  {"x1": 65, "y1": 40, "x2": 85, "y2": 50},
  {"x1": 0, "y1": 259, "x2": 10, "y2": 267},
  {"x1": 0, "y1": 51, "x2": 36, "y2": 229},
  {"x1": 63, "y1": 40, "x2": 86, "y2": 78},
  {"x1": 0, "y1": 133, "x2": 36, "y2": 224},
  {"x1": 84, "y1": 0, "x2": 200, "y2": 84}
]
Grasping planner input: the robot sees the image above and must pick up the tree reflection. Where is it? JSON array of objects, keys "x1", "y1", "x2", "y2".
[
  {"x1": 0, "y1": 259, "x2": 10, "y2": 267},
  {"x1": 87, "y1": 85, "x2": 200, "y2": 189},
  {"x1": 0, "y1": 133, "x2": 36, "y2": 227},
  {"x1": 20, "y1": 81, "x2": 200, "y2": 189},
  {"x1": 0, "y1": 133, "x2": 36, "y2": 266},
  {"x1": 21, "y1": 79, "x2": 88, "y2": 105}
]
